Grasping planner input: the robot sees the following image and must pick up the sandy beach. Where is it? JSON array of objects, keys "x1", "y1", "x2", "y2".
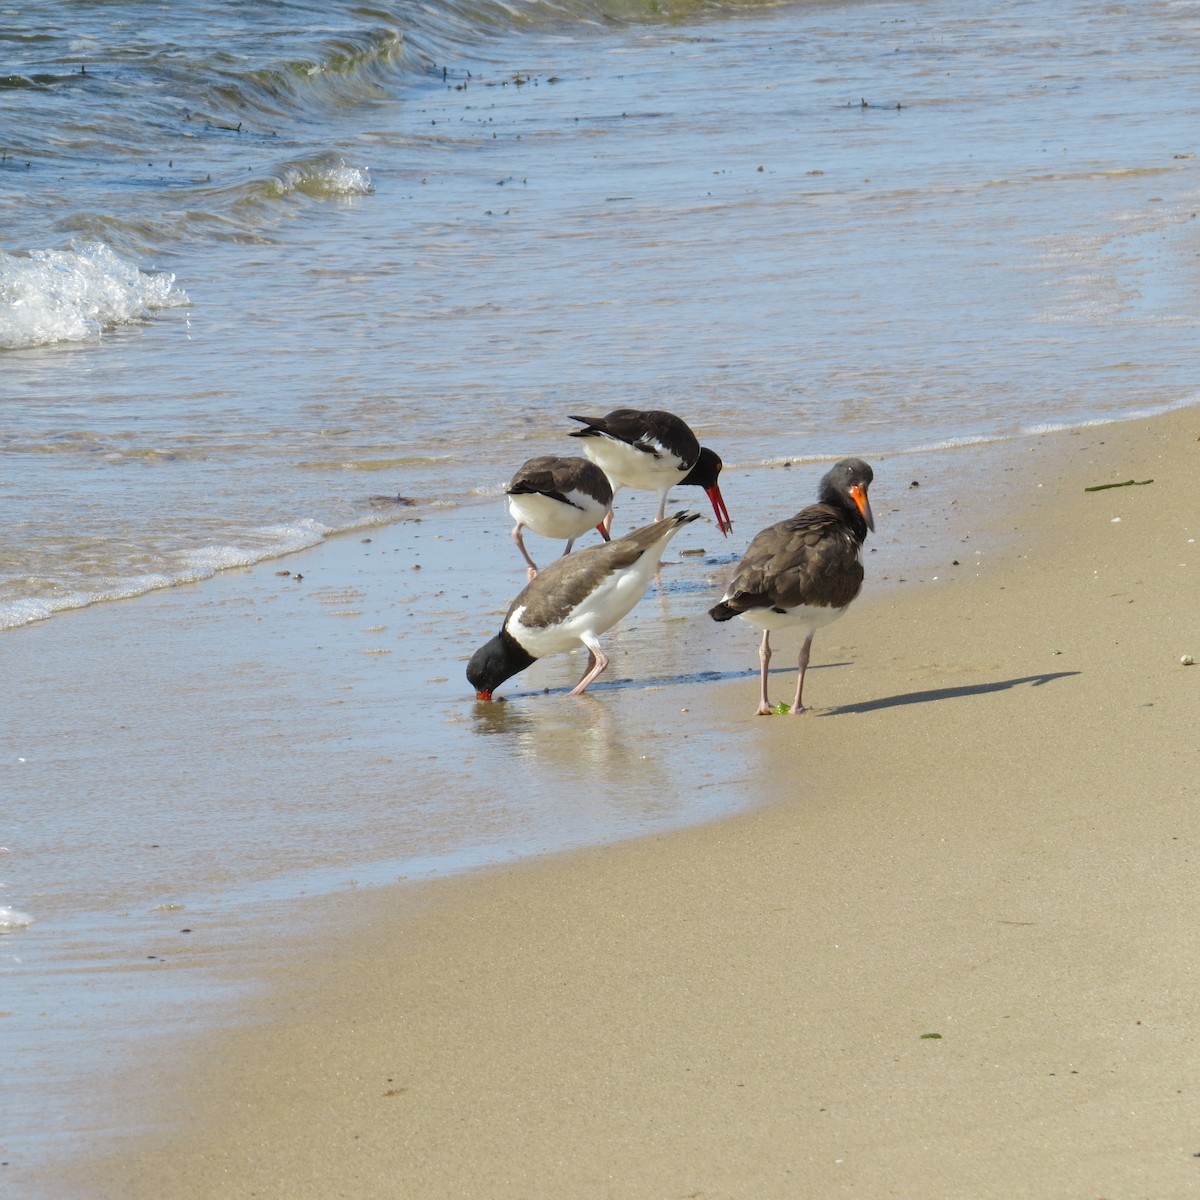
[
  {"x1": 8, "y1": 1, "x2": 1200, "y2": 1196},
  {"x1": 36, "y1": 404, "x2": 1200, "y2": 1199}
]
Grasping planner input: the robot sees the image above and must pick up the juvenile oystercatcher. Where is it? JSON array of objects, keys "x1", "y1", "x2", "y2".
[
  {"x1": 567, "y1": 408, "x2": 733, "y2": 536},
  {"x1": 505, "y1": 455, "x2": 613, "y2": 581},
  {"x1": 468, "y1": 510, "x2": 702, "y2": 700},
  {"x1": 709, "y1": 459, "x2": 874, "y2": 716}
]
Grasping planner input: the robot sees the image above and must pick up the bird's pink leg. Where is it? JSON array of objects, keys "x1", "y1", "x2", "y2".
[
  {"x1": 601, "y1": 485, "x2": 621, "y2": 536},
  {"x1": 756, "y1": 630, "x2": 774, "y2": 716},
  {"x1": 789, "y1": 632, "x2": 815, "y2": 715},
  {"x1": 512, "y1": 523, "x2": 538, "y2": 581},
  {"x1": 567, "y1": 635, "x2": 608, "y2": 696},
  {"x1": 654, "y1": 489, "x2": 685, "y2": 574}
]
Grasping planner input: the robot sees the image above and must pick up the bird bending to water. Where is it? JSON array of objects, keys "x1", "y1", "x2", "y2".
[
  {"x1": 709, "y1": 459, "x2": 874, "y2": 716},
  {"x1": 468, "y1": 510, "x2": 702, "y2": 700},
  {"x1": 506, "y1": 455, "x2": 613, "y2": 580},
  {"x1": 567, "y1": 408, "x2": 732, "y2": 536}
]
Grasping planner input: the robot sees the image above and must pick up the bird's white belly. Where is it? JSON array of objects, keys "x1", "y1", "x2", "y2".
[
  {"x1": 507, "y1": 554, "x2": 663, "y2": 658},
  {"x1": 581, "y1": 439, "x2": 682, "y2": 492},
  {"x1": 738, "y1": 602, "x2": 847, "y2": 636},
  {"x1": 509, "y1": 491, "x2": 603, "y2": 539}
]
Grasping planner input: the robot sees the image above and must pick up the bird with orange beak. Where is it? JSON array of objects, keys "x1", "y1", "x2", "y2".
[{"x1": 709, "y1": 458, "x2": 875, "y2": 716}]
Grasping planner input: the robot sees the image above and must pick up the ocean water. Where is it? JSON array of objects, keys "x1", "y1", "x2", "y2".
[
  {"x1": 3, "y1": 0, "x2": 1199, "y2": 627},
  {"x1": 3, "y1": 0, "x2": 1200, "y2": 1187}
]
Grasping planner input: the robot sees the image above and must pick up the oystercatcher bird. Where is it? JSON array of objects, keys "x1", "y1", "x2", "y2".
[
  {"x1": 468, "y1": 510, "x2": 701, "y2": 700},
  {"x1": 567, "y1": 408, "x2": 733, "y2": 536},
  {"x1": 505, "y1": 455, "x2": 613, "y2": 581},
  {"x1": 709, "y1": 459, "x2": 874, "y2": 716}
]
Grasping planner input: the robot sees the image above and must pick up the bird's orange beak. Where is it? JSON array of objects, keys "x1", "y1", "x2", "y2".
[
  {"x1": 849, "y1": 484, "x2": 875, "y2": 533},
  {"x1": 705, "y1": 484, "x2": 733, "y2": 536},
  {"x1": 475, "y1": 690, "x2": 493, "y2": 702},
  {"x1": 595, "y1": 521, "x2": 611, "y2": 543}
]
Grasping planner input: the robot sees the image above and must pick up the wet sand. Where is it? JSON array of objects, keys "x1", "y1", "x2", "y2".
[{"x1": 39, "y1": 406, "x2": 1200, "y2": 1199}]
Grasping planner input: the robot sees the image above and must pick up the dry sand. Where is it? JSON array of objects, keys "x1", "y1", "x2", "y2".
[{"x1": 51, "y1": 408, "x2": 1200, "y2": 1199}]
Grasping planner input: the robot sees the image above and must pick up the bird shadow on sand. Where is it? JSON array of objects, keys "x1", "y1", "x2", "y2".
[
  {"x1": 820, "y1": 671, "x2": 1080, "y2": 716},
  {"x1": 470, "y1": 668, "x2": 1079, "y2": 710}
]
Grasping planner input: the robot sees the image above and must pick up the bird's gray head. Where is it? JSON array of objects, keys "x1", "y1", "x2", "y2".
[{"x1": 819, "y1": 458, "x2": 875, "y2": 536}]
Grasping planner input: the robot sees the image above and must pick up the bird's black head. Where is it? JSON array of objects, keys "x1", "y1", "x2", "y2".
[
  {"x1": 681, "y1": 447, "x2": 733, "y2": 535},
  {"x1": 466, "y1": 631, "x2": 536, "y2": 701},
  {"x1": 818, "y1": 458, "x2": 875, "y2": 538},
  {"x1": 681, "y1": 445, "x2": 722, "y2": 489}
]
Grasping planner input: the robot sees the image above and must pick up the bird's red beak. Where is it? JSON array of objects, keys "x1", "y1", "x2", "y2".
[
  {"x1": 705, "y1": 484, "x2": 733, "y2": 536},
  {"x1": 849, "y1": 484, "x2": 875, "y2": 533},
  {"x1": 475, "y1": 690, "x2": 493, "y2": 702},
  {"x1": 595, "y1": 521, "x2": 611, "y2": 543}
]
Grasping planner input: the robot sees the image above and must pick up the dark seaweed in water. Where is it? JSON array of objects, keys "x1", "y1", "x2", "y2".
[{"x1": 0, "y1": 0, "x2": 777, "y2": 255}]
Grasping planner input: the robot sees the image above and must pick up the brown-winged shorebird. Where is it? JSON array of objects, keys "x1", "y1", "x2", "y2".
[
  {"x1": 709, "y1": 459, "x2": 874, "y2": 715},
  {"x1": 506, "y1": 455, "x2": 613, "y2": 581},
  {"x1": 468, "y1": 510, "x2": 701, "y2": 700}
]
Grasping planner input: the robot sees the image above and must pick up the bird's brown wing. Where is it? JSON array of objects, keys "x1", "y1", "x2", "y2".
[
  {"x1": 718, "y1": 505, "x2": 864, "y2": 614},
  {"x1": 515, "y1": 512, "x2": 698, "y2": 628},
  {"x1": 507, "y1": 457, "x2": 574, "y2": 504}
]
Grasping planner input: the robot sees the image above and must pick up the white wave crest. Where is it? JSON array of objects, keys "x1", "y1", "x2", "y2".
[
  {"x1": 275, "y1": 157, "x2": 374, "y2": 200},
  {"x1": 0, "y1": 241, "x2": 189, "y2": 351},
  {"x1": 297, "y1": 162, "x2": 374, "y2": 198},
  {"x1": 177, "y1": 520, "x2": 332, "y2": 577},
  {"x1": 0, "y1": 906, "x2": 33, "y2": 932},
  {"x1": 0, "y1": 519, "x2": 332, "y2": 630}
]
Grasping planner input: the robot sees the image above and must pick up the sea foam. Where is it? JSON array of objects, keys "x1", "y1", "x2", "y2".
[
  {"x1": 0, "y1": 519, "x2": 334, "y2": 630},
  {"x1": 263, "y1": 156, "x2": 375, "y2": 201},
  {"x1": 0, "y1": 241, "x2": 189, "y2": 351},
  {"x1": 0, "y1": 906, "x2": 33, "y2": 931}
]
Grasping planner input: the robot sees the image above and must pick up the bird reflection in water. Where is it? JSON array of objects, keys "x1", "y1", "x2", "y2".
[{"x1": 469, "y1": 691, "x2": 676, "y2": 811}]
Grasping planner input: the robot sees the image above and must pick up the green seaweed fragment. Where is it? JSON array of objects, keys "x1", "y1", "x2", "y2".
[{"x1": 919, "y1": 1032, "x2": 943, "y2": 1040}]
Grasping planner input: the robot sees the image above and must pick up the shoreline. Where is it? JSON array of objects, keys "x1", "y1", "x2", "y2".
[
  {"x1": 29, "y1": 405, "x2": 1200, "y2": 1198},
  {"x1": 9, "y1": 394, "x2": 1195, "y2": 636}
]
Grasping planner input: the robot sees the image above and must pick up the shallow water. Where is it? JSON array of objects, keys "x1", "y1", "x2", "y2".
[
  {"x1": 3, "y1": 0, "x2": 1198, "y2": 625},
  {"x1": 3, "y1": 0, "x2": 1200, "y2": 1187},
  {"x1": 0, "y1": 502, "x2": 763, "y2": 1184}
]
